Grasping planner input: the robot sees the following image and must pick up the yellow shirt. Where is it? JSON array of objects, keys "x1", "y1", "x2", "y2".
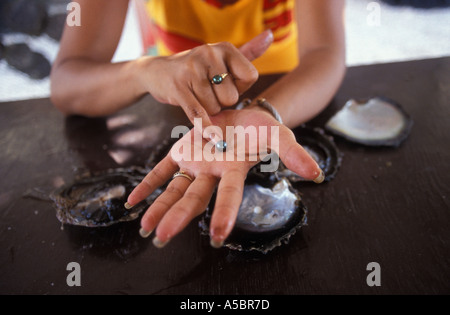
[{"x1": 146, "y1": 0, "x2": 298, "y2": 74}]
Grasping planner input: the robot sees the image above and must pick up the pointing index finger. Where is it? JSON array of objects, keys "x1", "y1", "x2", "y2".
[{"x1": 180, "y1": 91, "x2": 222, "y2": 143}]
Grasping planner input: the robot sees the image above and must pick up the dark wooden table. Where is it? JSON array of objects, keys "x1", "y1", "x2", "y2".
[{"x1": 1, "y1": 57, "x2": 449, "y2": 295}]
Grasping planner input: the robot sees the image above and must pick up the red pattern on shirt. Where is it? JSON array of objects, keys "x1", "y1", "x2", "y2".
[
  {"x1": 263, "y1": 0, "x2": 293, "y2": 42},
  {"x1": 264, "y1": 9, "x2": 293, "y2": 32},
  {"x1": 154, "y1": 24, "x2": 203, "y2": 53},
  {"x1": 204, "y1": 0, "x2": 240, "y2": 8},
  {"x1": 263, "y1": 0, "x2": 288, "y2": 10},
  {"x1": 150, "y1": 0, "x2": 294, "y2": 52}
]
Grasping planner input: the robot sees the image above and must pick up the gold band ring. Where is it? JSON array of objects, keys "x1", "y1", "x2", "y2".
[
  {"x1": 211, "y1": 73, "x2": 229, "y2": 85},
  {"x1": 172, "y1": 171, "x2": 194, "y2": 182}
]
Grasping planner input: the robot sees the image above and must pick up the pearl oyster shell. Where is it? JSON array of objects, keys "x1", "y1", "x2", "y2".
[
  {"x1": 325, "y1": 97, "x2": 413, "y2": 147},
  {"x1": 200, "y1": 172, "x2": 307, "y2": 254},
  {"x1": 52, "y1": 167, "x2": 159, "y2": 227},
  {"x1": 275, "y1": 127, "x2": 342, "y2": 183}
]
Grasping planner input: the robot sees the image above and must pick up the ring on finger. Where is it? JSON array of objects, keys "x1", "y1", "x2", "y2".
[
  {"x1": 172, "y1": 171, "x2": 194, "y2": 182},
  {"x1": 211, "y1": 72, "x2": 229, "y2": 85}
]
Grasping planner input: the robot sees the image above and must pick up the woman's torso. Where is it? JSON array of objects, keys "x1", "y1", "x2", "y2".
[{"x1": 146, "y1": 0, "x2": 299, "y2": 74}]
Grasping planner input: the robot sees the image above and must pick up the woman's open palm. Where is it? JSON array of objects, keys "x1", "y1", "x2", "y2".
[{"x1": 127, "y1": 108, "x2": 323, "y2": 248}]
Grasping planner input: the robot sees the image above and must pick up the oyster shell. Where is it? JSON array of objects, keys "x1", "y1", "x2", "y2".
[
  {"x1": 52, "y1": 167, "x2": 160, "y2": 227},
  {"x1": 200, "y1": 173, "x2": 307, "y2": 254},
  {"x1": 275, "y1": 127, "x2": 342, "y2": 182},
  {"x1": 325, "y1": 97, "x2": 413, "y2": 147}
]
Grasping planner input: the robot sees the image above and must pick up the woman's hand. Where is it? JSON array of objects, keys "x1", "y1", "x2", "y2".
[
  {"x1": 126, "y1": 107, "x2": 324, "y2": 248},
  {"x1": 51, "y1": 0, "x2": 273, "y2": 121},
  {"x1": 136, "y1": 31, "x2": 273, "y2": 134}
]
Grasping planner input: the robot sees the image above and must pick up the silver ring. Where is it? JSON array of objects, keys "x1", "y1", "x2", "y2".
[{"x1": 172, "y1": 171, "x2": 194, "y2": 182}]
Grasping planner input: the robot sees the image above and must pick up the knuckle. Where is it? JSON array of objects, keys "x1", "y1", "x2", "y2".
[
  {"x1": 218, "y1": 184, "x2": 243, "y2": 196},
  {"x1": 141, "y1": 178, "x2": 153, "y2": 189},
  {"x1": 172, "y1": 205, "x2": 193, "y2": 218},
  {"x1": 192, "y1": 44, "x2": 216, "y2": 60},
  {"x1": 149, "y1": 167, "x2": 165, "y2": 183},
  {"x1": 184, "y1": 191, "x2": 206, "y2": 203},
  {"x1": 219, "y1": 41, "x2": 234, "y2": 50},
  {"x1": 220, "y1": 90, "x2": 239, "y2": 107},
  {"x1": 153, "y1": 198, "x2": 172, "y2": 210},
  {"x1": 246, "y1": 66, "x2": 259, "y2": 83},
  {"x1": 235, "y1": 66, "x2": 258, "y2": 88},
  {"x1": 207, "y1": 104, "x2": 222, "y2": 115},
  {"x1": 213, "y1": 41, "x2": 236, "y2": 56},
  {"x1": 165, "y1": 185, "x2": 184, "y2": 197},
  {"x1": 229, "y1": 90, "x2": 240, "y2": 106},
  {"x1": 141, "y1": 178, "x2": 156, "y2": 192},
  {"x1": 213, "y1": 205, "x2": 236, "y2": 217},
  {"x1": 185, "y1": 105, "x2": 204, "y2": 119},
  {"x1": 177, "y1": 58, "x2": 194, "y2": 77},
  {"x1": 226, "y1": 169, "x2": 245, "y2": 179},
  {"x1": 142, "y1": 209, "x2": 159, "y2": 228},
  {"x1": 178, "y1": 59, "x2": 204, "y2": 82}
]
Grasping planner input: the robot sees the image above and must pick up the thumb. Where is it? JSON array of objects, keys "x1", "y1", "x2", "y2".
[{"x1": 239, "y1": 30, "x2": 274, "y2": 61}]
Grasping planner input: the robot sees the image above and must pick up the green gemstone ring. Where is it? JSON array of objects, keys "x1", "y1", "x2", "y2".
[{"x1": 211, "y1": 72, "x2": 229, "y2": 85}]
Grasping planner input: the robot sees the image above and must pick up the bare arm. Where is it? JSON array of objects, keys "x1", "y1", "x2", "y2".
[
  {"x1": 50, "y1": 0, "x2": 269, "y2": 135},
  {"x1": 252, "y1": 0, "x2": 346, "y2": 128},
  {"x1": 50, "y1": 0, "x2": 145, "y2": 116}
]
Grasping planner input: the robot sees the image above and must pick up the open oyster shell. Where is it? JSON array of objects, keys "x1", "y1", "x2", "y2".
[
  {"x1": 325, "y1": 97, "x2": 413, "y2": 147},
  {"x1": 275, "y1": 126, "x2": 342, "y2": 183},
  {"x1": 52, "y1": 167, "x2": 159, "y2": 227},
  {"x1": 200, "y1": 172, "x2": 307, "y2": 254}
]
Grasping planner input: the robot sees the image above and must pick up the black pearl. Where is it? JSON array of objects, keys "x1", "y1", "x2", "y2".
[
  {"x1": 216, "y1": 140, "x2": 227, "y2": 152},
  {"x1": 212, "y1": 75, "x2": 223, "y2": 85}
]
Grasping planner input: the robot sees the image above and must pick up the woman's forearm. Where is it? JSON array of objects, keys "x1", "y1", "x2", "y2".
[
  {"x1": 51, "y1": 46, "x2": 345, "y2": 124},
  {"x1": 256, "y1": 47, "x2": 346, "y2": 129},
  {"x1": 50, "y1": 57, "x2": 150, "y2": 117}
]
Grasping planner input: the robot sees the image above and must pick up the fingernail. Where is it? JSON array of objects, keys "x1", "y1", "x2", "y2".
[
  {"x1": 313, "y1": 170, "x2": 325, "y2": 184},
  {"x1": 265, "y1": 29, "x2": 274, "y2": 43},
  {"x1": 152, "y1": 236, "x2": 169, "y2": 248},
  {"x1": 210, "y1": 239, "x2": 224, "y2": 249},
  {"x1": 124, "y1": 202, "x2": 133, "y2": 210},
  {"x1": 139, "y1": 228, "x2": 152, "y2": 239}
]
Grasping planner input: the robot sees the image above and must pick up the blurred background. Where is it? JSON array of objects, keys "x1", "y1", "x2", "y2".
[{"x1": 0, "y1": 0, "x2": 449, "y2": 102}]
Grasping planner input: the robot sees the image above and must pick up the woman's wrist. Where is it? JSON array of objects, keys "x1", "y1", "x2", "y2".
[
  {"x1": 237, "y1": 97, "x2": 284, "y2": 124},
  {"x1": 255, "y1": 98, "x2": 283, "y2": 124},
  {"x1": 131, "y1": 55, "x2": 159, "y2": 100}
]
